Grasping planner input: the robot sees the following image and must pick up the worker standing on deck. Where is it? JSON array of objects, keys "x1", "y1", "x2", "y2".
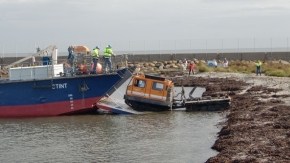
[
  {"x1": 67, "y1": 46, "x2": 73, "y2": 57},
  {"x1": 67, "y1": 46, "x2": 75, "y2": 67},
  {"x1": 103, "y1": 45, "x2": 116, "y2": 73},
  {"x1": 91, "y1": 46, "x2": 100, "y2": 74},
  {"x1": 255, "y1": 60, "x2": 262, "y2": 76}
]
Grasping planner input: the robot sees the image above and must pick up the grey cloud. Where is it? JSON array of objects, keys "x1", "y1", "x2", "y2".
[{"x1": 0, "y1": 0, "x2": 290, "y2": 53}]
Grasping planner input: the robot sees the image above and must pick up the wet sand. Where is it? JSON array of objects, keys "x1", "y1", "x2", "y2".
[{"x1": 171, "y1": 72, "x2": 290, "y2": 162}]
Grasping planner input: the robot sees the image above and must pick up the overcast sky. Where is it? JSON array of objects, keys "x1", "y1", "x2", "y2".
[{"x1": 1, "y1": 0, "x2": 290, "y2": 53}]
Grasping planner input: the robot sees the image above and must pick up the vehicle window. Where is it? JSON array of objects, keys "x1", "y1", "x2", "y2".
[
  {"x1": 152, "y1": 82, "x2": 163, "y2": 90},
  {"x1": 134, "y1": 80, "x2": 138, "y2": 86},
  {"x1": 134, "y1": 79, "x2": 146, "y2": 88}
]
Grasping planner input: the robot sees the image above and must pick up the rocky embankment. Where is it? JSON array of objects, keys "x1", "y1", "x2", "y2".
[
  {"x1": 123, "y1": 59, "x2": 290, "y2": 75},
  {"x1": 170, "y1": 72, "x2": 290, "y2": 162},
  {"x1": 125, "y1": 59, "x2": 198, "y2": 75}
]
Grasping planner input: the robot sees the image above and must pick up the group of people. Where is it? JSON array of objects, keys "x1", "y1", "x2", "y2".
[
  {"x1": 67, "y1": 45, "x2": 116, "y2": 74},
  {"x1": 91, "y1": 45, "x2": 116, "y2": 74},
  {"x1": 183, "y1": 58, "x2": 262, "y2": 76}
]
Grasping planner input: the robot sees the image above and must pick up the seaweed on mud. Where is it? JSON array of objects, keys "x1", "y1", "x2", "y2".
[
  {"x1": 247, "y1": 86, "x2": 282, "y2": 94},
  {"x1": 171, "y1": 75, "x2": 290, "y2": 162},
  {"x1": 268, "y1": 99, "x2": 283, "y2": 103},
  {"x1": 272, "y1": 94, "x2": 290, "y2": 98}
]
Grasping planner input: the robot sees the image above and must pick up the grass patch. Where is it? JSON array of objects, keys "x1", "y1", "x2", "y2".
[
  {"x1": 196, "y1": 62, "x2": 213, "y2": 72},
  {"x1": 264, "y1": 70, "x2": 289, "y2": 77}
]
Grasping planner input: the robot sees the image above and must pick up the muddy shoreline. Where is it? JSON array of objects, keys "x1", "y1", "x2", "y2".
[{"x1": 170, "y1": 72, "x2": 290, "y2": 162}]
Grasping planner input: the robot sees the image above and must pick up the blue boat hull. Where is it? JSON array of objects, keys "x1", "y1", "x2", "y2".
[{"x1": 0, "y1": 69, "x2": 130, "y2": 117}]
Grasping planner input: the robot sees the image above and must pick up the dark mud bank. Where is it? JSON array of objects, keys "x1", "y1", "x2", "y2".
[{"x1": 171, "y1": 75, "x2": 290, "y2": 162}]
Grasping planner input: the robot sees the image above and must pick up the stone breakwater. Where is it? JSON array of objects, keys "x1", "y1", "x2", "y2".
[
  {"x1": 123, "y1": 59, "x2": 290, "y2": 75},
  {"x1": 170, "y1": 72, "x2": 290, "y2": 162},
  {"x1": 126, "y1": 59, "x2": 194, "y2": 75}
]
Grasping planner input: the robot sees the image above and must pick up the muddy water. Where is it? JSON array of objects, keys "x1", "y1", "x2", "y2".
[
  {"x1": 0, "y1": 112, "x2": 221, "y2": 162},
  {"x1": 0, "y1": 80, "x2": 221, "y2": 162}
]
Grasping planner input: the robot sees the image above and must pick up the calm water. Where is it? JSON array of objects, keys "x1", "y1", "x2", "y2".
[
  {"x1": 0, "y1": 81, "x2": 220, "y2": 163},
  {"x1": 0, "y1": 112, "x2": 221, "y2": 163}
]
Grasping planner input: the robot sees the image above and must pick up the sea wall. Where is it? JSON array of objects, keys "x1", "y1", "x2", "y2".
[
  {"x1": 124, "y1": 51, "x2": 290, "y2": 62},
  {"x1": 1, "y1": 51, "x2": 290, "y2": 65}
]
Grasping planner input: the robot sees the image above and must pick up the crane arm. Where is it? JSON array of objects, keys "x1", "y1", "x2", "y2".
[{"x1": 3, "y1": 45, "x2": 57, "y2": 69}]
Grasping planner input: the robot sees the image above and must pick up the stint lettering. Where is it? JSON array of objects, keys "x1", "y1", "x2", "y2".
[{"x1": 52, "y1": 83, "x2": 67, "y2": 89}]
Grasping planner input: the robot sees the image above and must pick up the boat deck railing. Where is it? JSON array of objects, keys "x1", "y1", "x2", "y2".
[{"x1": 0, "y1": 56, "x2": 126, "y2": 81}]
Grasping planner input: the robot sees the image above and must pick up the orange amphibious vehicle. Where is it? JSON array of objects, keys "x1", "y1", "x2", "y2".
[
  {"x1": 124, "y1": 73, "x2": 232, "y2": 112},
  {"x1": 124, "y1": 74, "x2": 174, "y2": 111}
]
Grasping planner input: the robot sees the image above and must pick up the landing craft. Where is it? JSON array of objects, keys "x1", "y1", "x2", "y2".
[{"x1": 0, "y1": 45, "x2": 132, "y2": 117}]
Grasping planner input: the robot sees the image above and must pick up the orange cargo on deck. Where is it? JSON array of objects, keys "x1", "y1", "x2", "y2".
[{"x1": 73, "y1": 46, "x2": 90, "y2": 55}]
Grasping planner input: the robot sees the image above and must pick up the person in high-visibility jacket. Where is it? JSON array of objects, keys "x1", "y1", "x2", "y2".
[
  {"x1": 255, "y1": 60, "x2": 262, "y2": 76},
  {"x1": 91, "y1": 46, "x2": 100, "y2": 74},
  {"x1": 103, "y1": 45, "x2": 116, "y2": 73}
]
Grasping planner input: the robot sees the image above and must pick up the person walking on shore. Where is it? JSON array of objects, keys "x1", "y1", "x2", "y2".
[
  {"x1": 183, "y1": 58, "x2": 188, "y2": 70},
  {"x1": 189, "y1": 61, "x2": 195, "y2": 75},
  {"x1": 91, "y1": 46, "x2": 100, "y2": 74},
  {"x1": 223, "y1": 58, "x2": 228, "y2": 67},
  {"x1": 255, "y1": 60, "x2": 262, "y2": 76},
  {"x1": 103, "y1": 45, "x2": 116, "y2": 73}
]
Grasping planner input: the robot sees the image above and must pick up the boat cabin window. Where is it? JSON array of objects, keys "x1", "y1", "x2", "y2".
[
  {"x1": 134, "y1": 79, "x2": 146, "y2": 88},
  {"x1": 152, "y1": 82, "x2": 163, "y2": 91}
]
